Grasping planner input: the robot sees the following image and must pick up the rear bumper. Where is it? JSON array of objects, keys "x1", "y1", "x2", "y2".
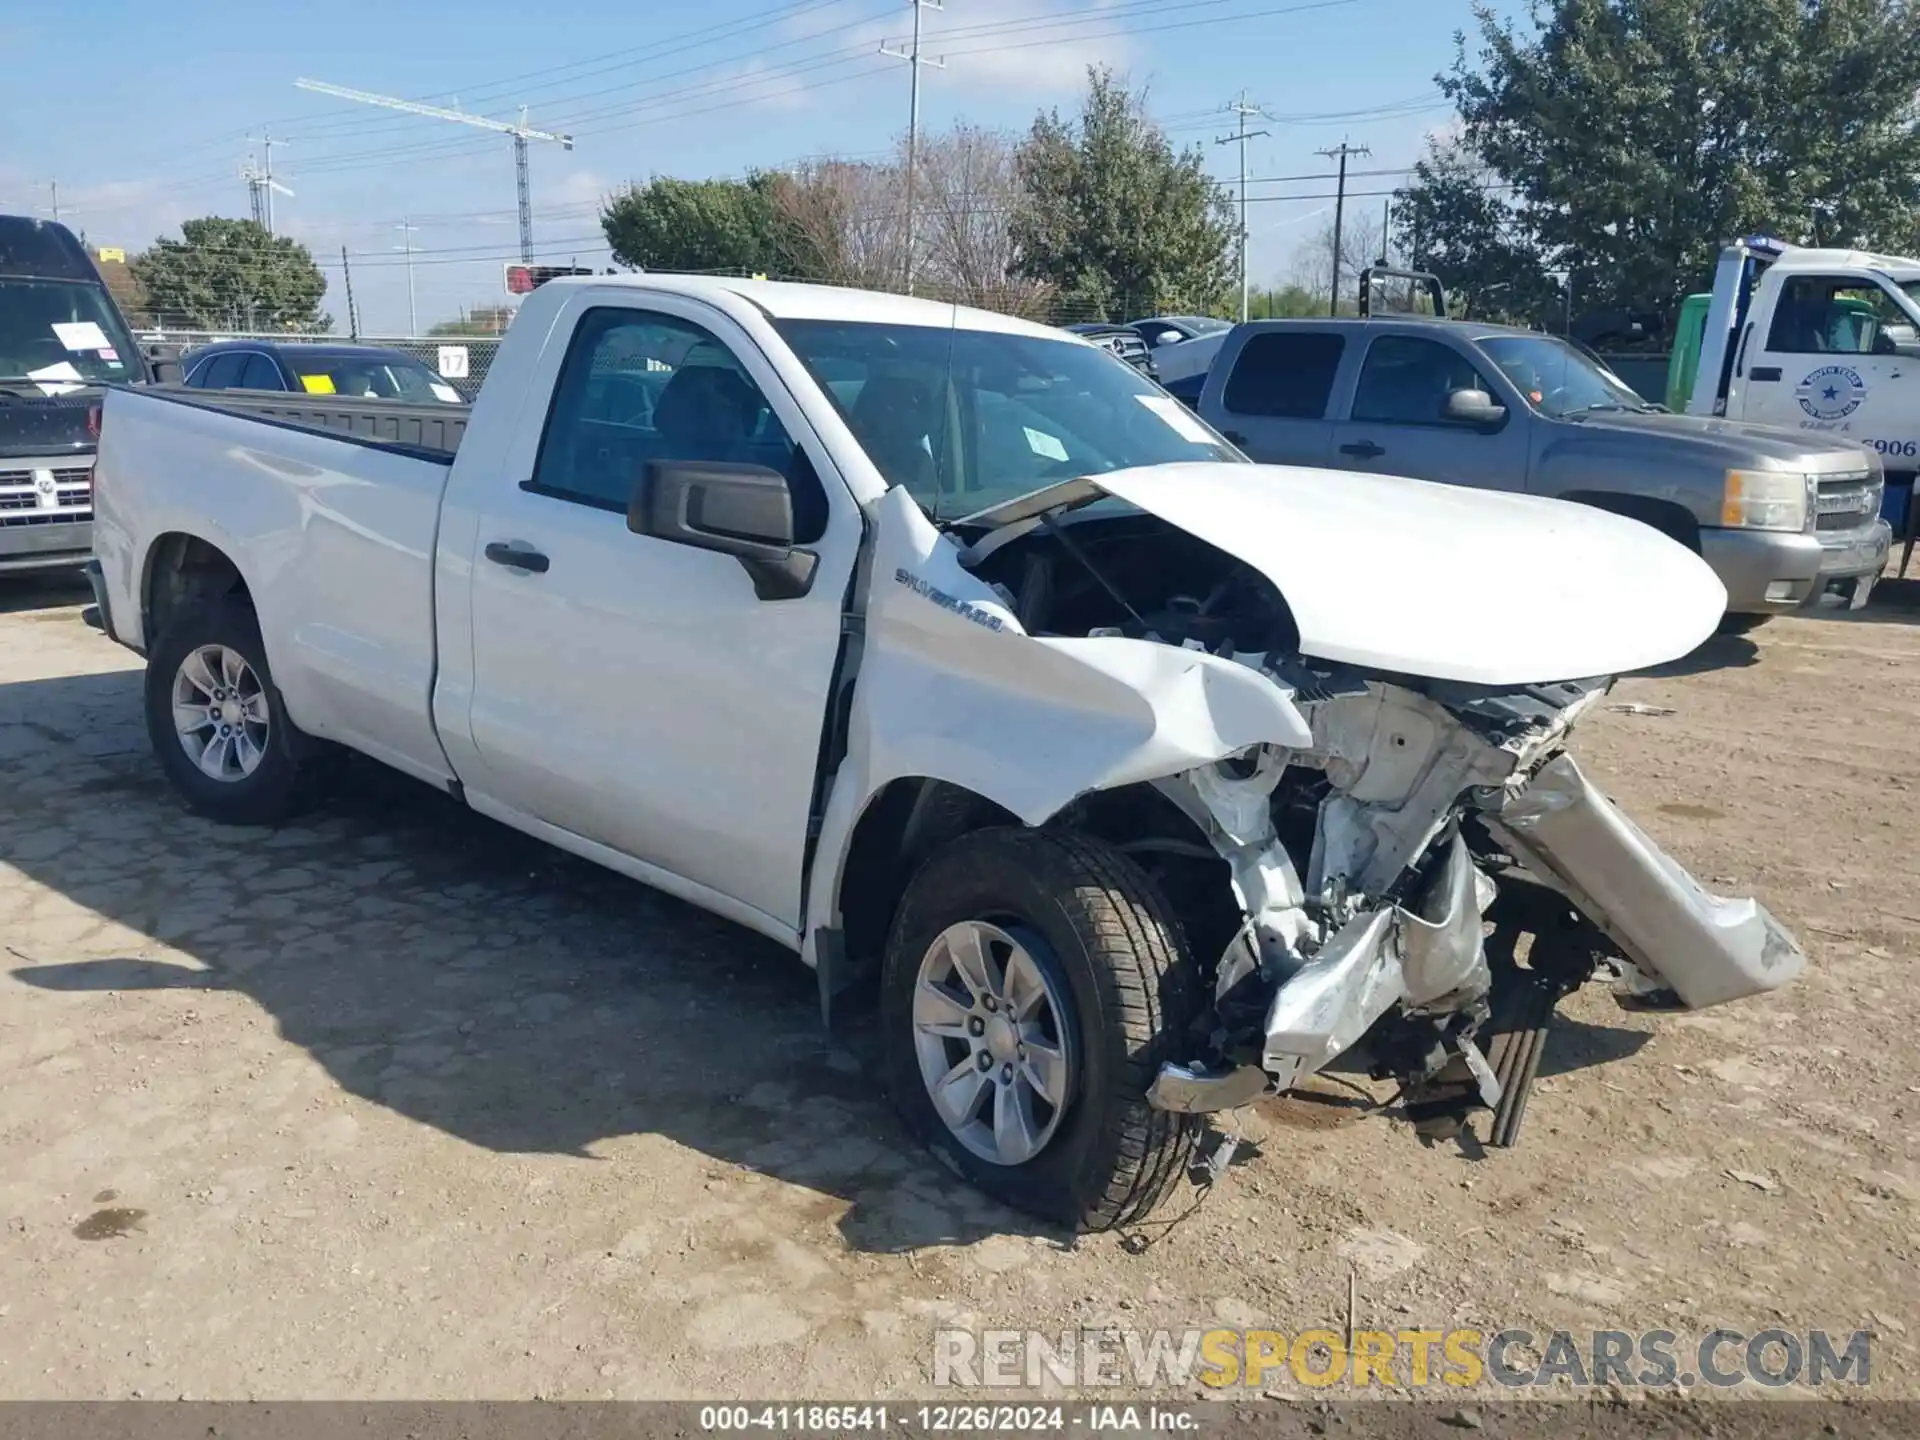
[
  {"x1": 0, "y1": 519, "x2": 92, "y2": 575},
  {"x1": 1700, "y1": 522, "x2": 1891, "y2": 612},
  {"x1": 1489, "y1": 753, "x2": 1804, "y2": 1009}
]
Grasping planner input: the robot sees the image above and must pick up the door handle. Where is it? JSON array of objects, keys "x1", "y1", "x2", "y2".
[
  {"x1": 1339, "y1": 441, "x2": 1385, "y2": 459},
  {"x1": 484, "y1": 541, "x2": 550, "y2": 574},
  {"x1": 1749, "y1": 366, "x2": 1782, "y2": 382}
]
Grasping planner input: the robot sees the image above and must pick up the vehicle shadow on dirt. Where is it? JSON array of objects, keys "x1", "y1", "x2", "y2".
[
  {"x1": 1, "y1": 665, "x2": 1648, "y2": 1252},
  {"x1": 0, "y1": 572, "x2": 92, "y2": 617}
]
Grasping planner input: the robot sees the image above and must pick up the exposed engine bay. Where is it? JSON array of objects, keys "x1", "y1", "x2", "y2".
[{"x1": 959, "y1": 509, "x2": 1806, "y2": 1138}]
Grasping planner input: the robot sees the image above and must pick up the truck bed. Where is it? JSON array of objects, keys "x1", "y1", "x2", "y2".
[{"x1": 144, "y1": 384, "x2": 468, "y2": 459}]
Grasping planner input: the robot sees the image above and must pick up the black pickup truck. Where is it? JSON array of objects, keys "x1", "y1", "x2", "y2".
[{"x1": 0, "y1": 216, "x2": 154, "y2": 576}]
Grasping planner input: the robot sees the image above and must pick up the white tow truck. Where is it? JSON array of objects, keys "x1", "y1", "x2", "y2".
[
  {"x1": 1683, "y1": 234, "x2": 1909, "y2": 579},
  {"x1": 88, "y1": 274, "x2": 1805, "y2": 1229}
]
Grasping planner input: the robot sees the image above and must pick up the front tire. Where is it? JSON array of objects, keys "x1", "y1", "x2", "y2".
[
  {"x1": 880, "y1": 827, "x2": 1201, "y2": 1231},
  {"x1": 144, "y1": 599, "x2": 318, "y2": 825}
]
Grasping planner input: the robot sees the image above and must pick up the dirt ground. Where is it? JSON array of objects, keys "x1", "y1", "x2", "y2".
[{"x1": 0, "y1": 568, "x2": 1916, "y2": 1404}]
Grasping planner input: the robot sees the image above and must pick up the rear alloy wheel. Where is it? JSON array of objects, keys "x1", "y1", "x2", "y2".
[
  {"x1": 881, "y1": 827, "x2": 1201, "y2": 1231},
  {"x1": 144, "y1": 599, "x2": 320, "y2": 825},
  {"x1": 170, "y1": 643, "x2": 272, "y2": 782}
]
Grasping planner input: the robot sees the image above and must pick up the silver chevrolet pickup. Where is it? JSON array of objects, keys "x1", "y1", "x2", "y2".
[{"x1": 1195, "y1": 314, "x2": 1890, "y2": 625}]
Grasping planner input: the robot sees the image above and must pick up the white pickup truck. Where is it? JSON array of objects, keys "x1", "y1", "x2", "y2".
[{"x1": 88, "y1": 274, "x2": 1805, "y2": 1230}]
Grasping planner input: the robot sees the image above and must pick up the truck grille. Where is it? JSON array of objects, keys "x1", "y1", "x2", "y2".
[
  {"x1": 0, "y1": 463, "x2": 93, "y2": 527},
  {"x1": 1814, "y1": 472, "x2": 1881, "y2": 532}
]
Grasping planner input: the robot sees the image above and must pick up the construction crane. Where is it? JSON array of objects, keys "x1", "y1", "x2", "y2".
[{"x1": 293, "y1": 78, "x2": 573, "y2": 262}]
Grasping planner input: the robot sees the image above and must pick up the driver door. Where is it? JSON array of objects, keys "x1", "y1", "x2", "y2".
[
  {"x1": 452, "y1": 298, "x2": 856, "y2": 939},
  {"x1": 1741, "y1": 274, "x2": 1904, "y2": 438},
  {"x1": 1329, "y1": 333, "x2": 1531, "y2": 492}
]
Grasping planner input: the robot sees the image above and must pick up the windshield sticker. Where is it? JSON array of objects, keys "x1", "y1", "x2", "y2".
[
  {"x1": 301, "y1": 374, "x2": 336, "y2": 395},
  {"x1": 99, "y1": 347, "x2": 120, "y2": 363},
  {"x1": 1024, "y1": 426, "x2": 1069, "y2": 462},
  {"x1": 894, "y1": 568, "x2": 1006, "y2": 632},
  {"x1": 52, "y1": 321, "x2": 112, "y2": 353},
  {"x1": 1136, "y1": 393, "x2": 1218, "y2": 445},
  {"x1": 1797, "y1": 365, "x2": 1867, "y2": 423},
  {"x1": 27, "y1": 361, "x2": 84, "y2": 395}
]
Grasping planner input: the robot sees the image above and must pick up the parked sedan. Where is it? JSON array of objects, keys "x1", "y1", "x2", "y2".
[{"x1": 182, "y1": 341, "x2": 465, "y2": 403}]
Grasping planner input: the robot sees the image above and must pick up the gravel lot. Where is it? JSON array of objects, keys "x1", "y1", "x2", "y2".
[{"x1": 1, "y1": 569, "x2": 1916, "y2": 1402}]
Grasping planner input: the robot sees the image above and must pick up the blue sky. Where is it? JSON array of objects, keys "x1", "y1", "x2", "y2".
[{"x1": 0, "y1": 0, "x2": 1517, "y2": 333}]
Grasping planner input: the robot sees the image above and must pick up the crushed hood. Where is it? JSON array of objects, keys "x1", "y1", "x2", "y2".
[{"x1": 980, "y1": 462, "x2": 1729, "y2": 686}]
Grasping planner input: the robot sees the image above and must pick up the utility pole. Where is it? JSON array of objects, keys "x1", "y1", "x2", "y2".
[
  {"x1": 341, "y1": 246, "x2": 360, "y2": 341},
  {"x1": 880, "y1": 0, "x2": 944, "y2": 295},
  {"x1": 1214, "y1": 92, "x2": 1270, "y2": 323},
  {"x1": 296, "y1": 79, "x2": 571, "y2": 264},
  {"x1": 47, "y1": 180, "x2": 59, "y2": 223},
  {"x1": 395, "y1": 219, "x2": 420, "y2": 335},
  {"x1": 1315, "y1": 139, "x2": 1370, "y2": 316}
]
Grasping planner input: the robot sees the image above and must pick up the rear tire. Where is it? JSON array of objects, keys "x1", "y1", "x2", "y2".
[
  {"x1": 144, "y1": 599, "x2": 319, "y2": 825},
  {"x1": 880, "y1": 827, "x2": 1201, "y2": 1231}
]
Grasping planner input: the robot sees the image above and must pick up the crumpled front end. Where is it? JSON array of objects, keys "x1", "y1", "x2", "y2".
[
  {"x1": 1146, "y1": 664, "x2": 1807, "y2": 1126},
  {"x1": 1488, "y1": 753, "x2": 1804, "y2": 1009}
]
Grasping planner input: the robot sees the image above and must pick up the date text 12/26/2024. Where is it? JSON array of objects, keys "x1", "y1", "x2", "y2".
[{"x1": 698, "y1": 1406, "x2": 1198, "y2": 1433}]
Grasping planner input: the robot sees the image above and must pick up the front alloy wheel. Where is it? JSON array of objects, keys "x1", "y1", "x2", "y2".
[{"x1": 912, "y1": 920, "x2": 1075, "y2": 1166}]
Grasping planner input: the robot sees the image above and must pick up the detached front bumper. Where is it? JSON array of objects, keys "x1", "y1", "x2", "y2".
[{"x1": 1487, "y1": 753, "x2": 1805, "y2": 1009}]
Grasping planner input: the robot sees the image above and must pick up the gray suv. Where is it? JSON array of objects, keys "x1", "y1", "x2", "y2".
[{"x1": 1195, "y1": 317, "x2": 1892, "y2": 622}]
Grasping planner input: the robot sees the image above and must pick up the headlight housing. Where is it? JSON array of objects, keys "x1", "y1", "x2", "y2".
[{"x1": 1720, "y1": 469, "x2": 1811, "y2": 532}]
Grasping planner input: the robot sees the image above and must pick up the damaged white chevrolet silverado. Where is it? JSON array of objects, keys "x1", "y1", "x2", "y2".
[{"x1": 87, "y1": 276, "x2": 1805, "y2": 1230}]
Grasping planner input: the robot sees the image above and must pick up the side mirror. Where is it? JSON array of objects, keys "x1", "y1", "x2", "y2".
[
  {"x1": 1443, "y1": 387, "x2": 1508, "y2": 429},
  {"x1": 1154, "y1": 330, "x2": 1184, "y2": 347},
  {"x1": 629, "y1": 459, "x2": 818, "y2": 600}
]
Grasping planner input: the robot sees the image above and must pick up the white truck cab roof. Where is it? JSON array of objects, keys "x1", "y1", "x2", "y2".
[{"x1": 530, "y1": 272, "x2": 1065, "y2": 339}]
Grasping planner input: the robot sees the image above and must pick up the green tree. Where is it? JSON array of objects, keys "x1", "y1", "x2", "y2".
[
  {"x1": 1428, "y1": 0, "x2": 1920, "y2": 318},
  {"x1": 130, "y1": 217, "x2": 329, "y2": 331},
  {"x1": 1398, "y1": 139, "x2": 1559, "y2": 322},
  {"x1": 601, "y1": 174, "x2": 792, "y2": 275},
  {"x1": 1010, "y1": 67, "x2": 1235, "y2": 319}
]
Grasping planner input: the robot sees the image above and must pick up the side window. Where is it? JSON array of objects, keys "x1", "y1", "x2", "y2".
[
  {"x1": 239, "y1": 354, "x2": 285, "y2": 391},
  {"x1": 192, "y1": 353, "x2": 245, "y2": 389},
  {"x1": 532, "y1": 307, "x2": 827, "y2": 542},
  {"x1": 1351, "y1": 336, "x2": 1492, "y2": 425},
  {"x1": 1222, "y1": 332, "x2": 1345, "y2": 419},
  {"x1": 1766, "y1": 276, "x2": 1907, "y2": 355}
]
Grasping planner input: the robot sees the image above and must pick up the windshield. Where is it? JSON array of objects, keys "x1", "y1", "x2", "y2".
[
  {"x1": 287, "y1": 352, "x2": 462, "y2": 403},
  {"x1": 1477, "y1": 333, "x2": 1651, "y2": 418},
  {"x1": 0, "y1": 278, "x2": 141, "y2": 385},
  {"x1": 1167, "y1": 315, "x2": 1231, "y2": 336},
  {"x1": 774, "y1": 319, "x2": 1242, "y2": 516}
]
